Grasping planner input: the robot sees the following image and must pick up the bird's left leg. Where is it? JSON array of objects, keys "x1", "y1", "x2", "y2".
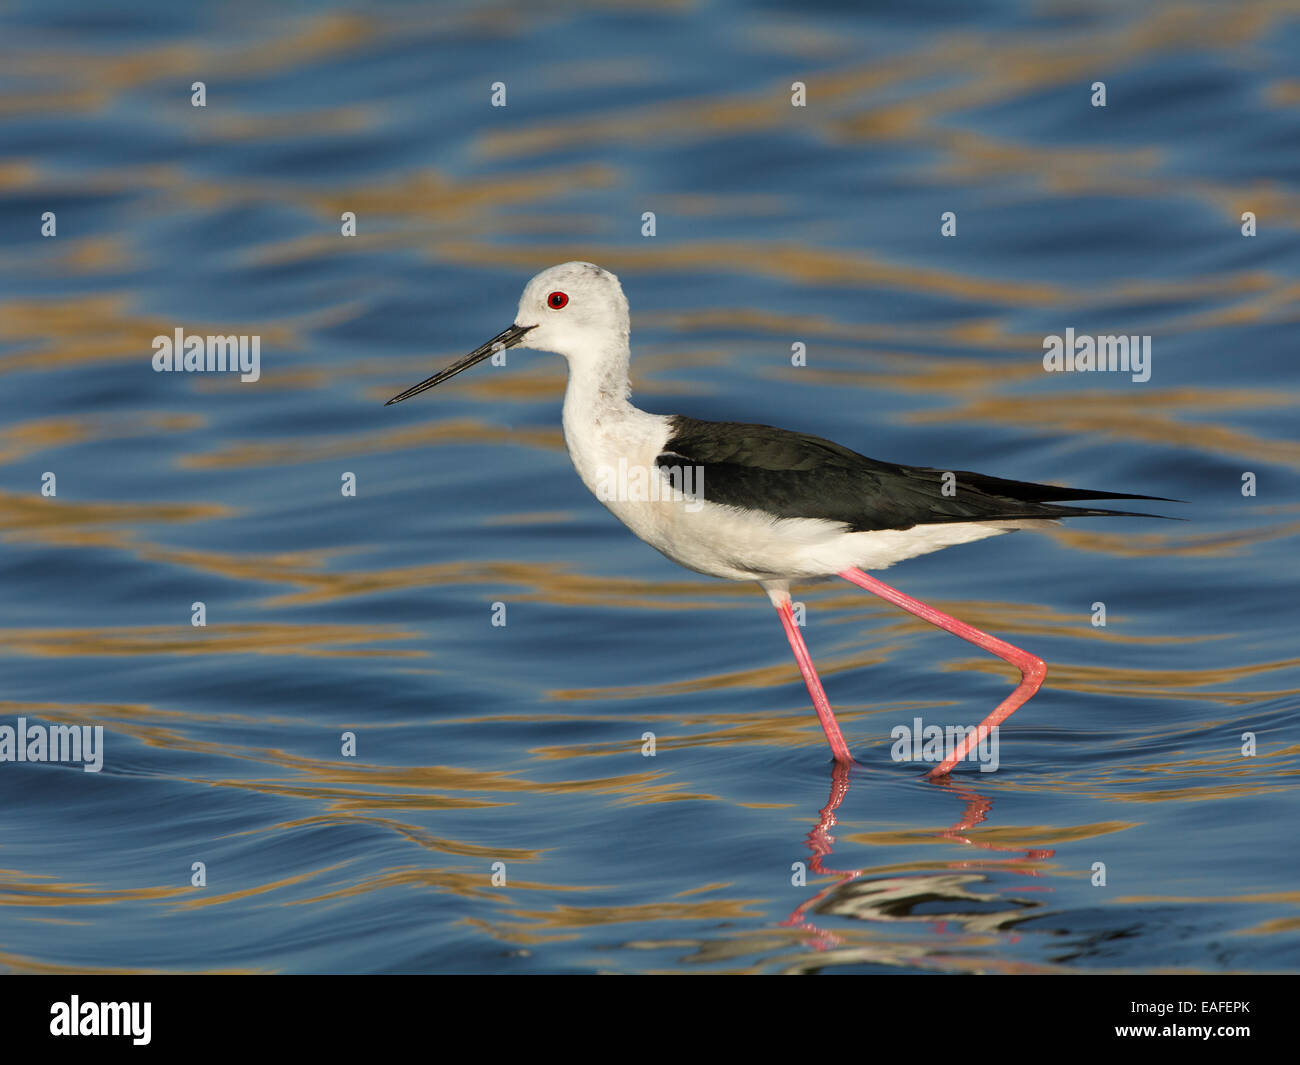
[
  {"x1": 761, "y1": 581, "x2": 853, "y2": 764},
  {"x1": 838, "y1": 566, "x2": 1046, "y2": 777}
]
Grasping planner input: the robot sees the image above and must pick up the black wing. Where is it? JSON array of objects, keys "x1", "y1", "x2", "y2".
[{"x1": 655, "y1": 416, "x2": 1178, "y2": 532}]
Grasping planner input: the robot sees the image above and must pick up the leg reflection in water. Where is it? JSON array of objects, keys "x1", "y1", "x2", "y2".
[{"x1": 782, "y1": 762, "x2": 1056, "y2": 953}]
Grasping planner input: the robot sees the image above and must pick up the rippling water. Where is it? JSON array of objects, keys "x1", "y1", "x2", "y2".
[{"x1": 2, "y1": 0, "x2": 1298, "y2": 974}]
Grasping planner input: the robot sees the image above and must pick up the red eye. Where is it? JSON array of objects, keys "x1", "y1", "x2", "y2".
[{"x1": 547, "y1": 291, "x2": 568, "y2": 309}]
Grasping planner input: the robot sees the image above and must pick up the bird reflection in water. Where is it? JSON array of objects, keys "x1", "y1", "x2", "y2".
[{"x1": 782, "y1": 763, "x2": 1056, "y2": 953}]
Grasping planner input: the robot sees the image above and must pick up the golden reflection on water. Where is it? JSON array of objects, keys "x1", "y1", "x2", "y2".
[
  {"x1": 0, "y1": 623, "x2": 423, "y2": 659},
  {"x1": 0, "y1": 490, "x2": 229, "y2": 545},
  {"x1": 181, "y1": 419, "x2": 565, "y2": 470},
  {"x1": 906, "y1": 391, "x2": 1300, "y2": 470},
  {"x1": 0, "y1": 414, "x2": 203, "y2": 466},
  {"x1": 472, "y1": 1, "x2": 1300, "y2": 236},
  {"x1": 0, "y1": 295, "x2": 298, "y2": 374},
  {"x1": 0, "y1": 951, "x2": 259, "y2": 975}
]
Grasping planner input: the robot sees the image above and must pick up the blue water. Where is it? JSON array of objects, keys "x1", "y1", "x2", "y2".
[{"x1": 1, "y1": 0, "x2": 1297, "y2": 974}]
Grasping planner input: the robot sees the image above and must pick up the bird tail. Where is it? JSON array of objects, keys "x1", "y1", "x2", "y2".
[{"x1": 953, "y1": 470, "x2": 1184, "y2": 520}]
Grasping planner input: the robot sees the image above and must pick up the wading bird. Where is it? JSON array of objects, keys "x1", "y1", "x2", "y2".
[{"x1": 387, "y1": 262, "x2": 1172, "y2": 775}]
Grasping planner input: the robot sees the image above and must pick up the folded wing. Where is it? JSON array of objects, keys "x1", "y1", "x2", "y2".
[{"x1": 655, "y1": 416, "x2": 1178, "y2": 532}]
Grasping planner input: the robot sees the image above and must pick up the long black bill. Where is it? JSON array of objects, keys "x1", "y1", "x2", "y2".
[{"x1": 385, "y1": 323, "x2": 536, "y2": 406}]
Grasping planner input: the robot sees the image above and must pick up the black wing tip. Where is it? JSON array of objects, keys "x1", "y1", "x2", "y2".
[
  {"x1": 1068, "y1": 508, "x2": 1187, "y2": 520},
  {"x1": 1057, "y1": 492, "x2": 1186, "y2": 504},
  {"x1": 950, "y1": 505, "x2": 1185, "y2": 526}
]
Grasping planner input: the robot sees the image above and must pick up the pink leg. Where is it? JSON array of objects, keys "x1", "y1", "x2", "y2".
[
  {"x1": 838, "y1": 566, "x2": 1046, "y2": 778},
  {"x1": 771, "y1": 597, "x2": 853, "y2": 764}
]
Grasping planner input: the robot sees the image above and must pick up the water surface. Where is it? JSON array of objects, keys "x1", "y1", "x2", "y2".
[{"x1": 1, "y1": 0, "x2": 1297, "y2": 974}]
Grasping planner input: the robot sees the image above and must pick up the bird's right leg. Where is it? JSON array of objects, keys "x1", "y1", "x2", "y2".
[
  {"x1": 838, "y1": 566, "x2": 1046, "y2": 777},
  {"x1": 761, "y1": 581, "x2": 853, "y2": 764}
]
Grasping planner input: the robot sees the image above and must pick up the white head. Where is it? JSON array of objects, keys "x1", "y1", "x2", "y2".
[
  {"x1": 514, "y1": 261, "x2": 629, "y2": 360},
  {"x1": 385, "y1": 261, "x2": 630, "y2": 406}
]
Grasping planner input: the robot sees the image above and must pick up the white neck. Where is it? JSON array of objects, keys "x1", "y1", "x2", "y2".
[
  {"x1": 560, "y1": 338, "x2": 637, "y2": 428},
  {"x1": 557, "y1": 336, "x2": 669, "y2": 500}
]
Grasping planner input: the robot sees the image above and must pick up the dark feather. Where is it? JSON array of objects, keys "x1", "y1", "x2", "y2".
[{"x1": 656, "y1": 416, "x2": 1180, "y2": 532}]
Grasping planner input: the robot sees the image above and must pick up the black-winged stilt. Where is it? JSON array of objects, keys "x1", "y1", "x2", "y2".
[{"x1": 386, "y1": 262, "x2": 1173, "y2": 776}]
